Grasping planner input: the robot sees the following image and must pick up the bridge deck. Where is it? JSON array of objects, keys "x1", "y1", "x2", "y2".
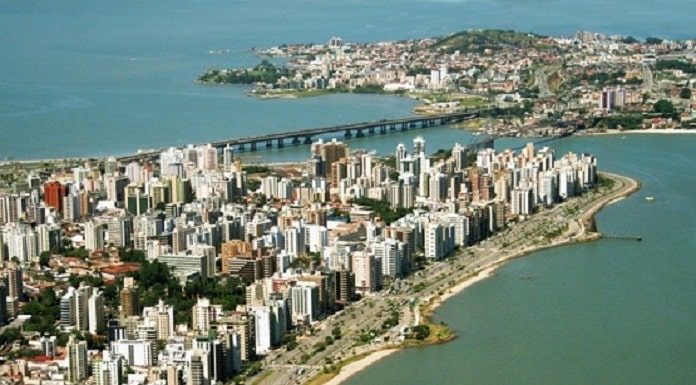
[{"x1": 116, "y1": 110, "x2": 483, "y2": 163}]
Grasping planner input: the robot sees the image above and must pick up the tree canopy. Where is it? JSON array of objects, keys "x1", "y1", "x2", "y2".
[
  {"x1": 119, "y1": 248, "x2": 146, "y2": 263},
  {"x1": 653, "y1": 99, "x2": 677, "y2": 118},
  {"x1": 128, "y1": 260, "x2": 246, "y2": 324},
  {"x1": 0, "y1": 328, "x2": 22, "y2": 346},
  {"x1": 680, "y1": 88, "x2": 692, "y2": 100},
  {"x1": 22, "y1": 289, "x2": 60, "y2": 334},
  {"x1": 351, "y1": 197, "x2": 413, "y2": 225},
  {"x1": 655, "y1": 60, "x2": 696, "y2": 74},
  {"x1": 198, "y1": 60, "x2": 293, "y2": 85}
]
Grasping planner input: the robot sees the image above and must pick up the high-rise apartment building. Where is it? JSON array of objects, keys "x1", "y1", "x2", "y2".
[{"x1": 66, "y1": 335, "x2": 88, "y2": 383}]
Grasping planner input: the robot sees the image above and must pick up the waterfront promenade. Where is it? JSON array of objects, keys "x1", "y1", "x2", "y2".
[{"x1": 251, "y1": 172, "x2": 640, "y2": 385}]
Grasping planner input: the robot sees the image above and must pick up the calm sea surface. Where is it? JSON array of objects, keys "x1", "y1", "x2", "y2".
[
  {"x1": 346, "y1": 134, "x2": 696, "y2": 385},
  {"x1": 1, "y1": 0, "x2": 695, "y2": 159},
  {"x1": 3, "y1": 2, "x2": 696, "y2": 384}
]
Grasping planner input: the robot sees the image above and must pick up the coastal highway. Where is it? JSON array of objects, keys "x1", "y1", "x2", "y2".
[{"x1": 249, "y1": 173, "x2": 638, "y2": 385}]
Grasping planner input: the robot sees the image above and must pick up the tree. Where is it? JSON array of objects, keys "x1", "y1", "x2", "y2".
[
  {"x1": 64, "y1": 246, "x2": 89, "y2": 259},
  {"x1": 39, "y1": 288, "x2": 58, "y2": 307},
  {"x1": 350, "y1": 197, "x2": 413, "y2": 225},
  {"x1": 622, "y1": 36, "x2": 639, "y2": 44},
  {"x1": 247, "y1": 178, "x2": 261, "y2": 192},
  {"x1": 284, "y1": 334, "x2": 298, "y2": 351},
  {"x1": 595, "y1": 115, "x2": 643, "y2": 130},
  {"x1": 655, "y1": 60, "x2": 696, "y2": 74},
  {"x1": 102, "y1": 284, "x2": 118, "y2": 308},
  {"x1": 23, "y1": 288, "x2": 60, "y2": 335},
  {"x1": 56, "y1": 333, "x2": 70, "y2": 347},
  {"x1": 246, "y1": 361, "x2": 263, "y2": 377},
  {"x1": 119, "y1": 248, "x2": 146, "y2": 263},
  {"x1": 127, "y1": 263, "x2": 245, "y2": 326},
  {"x1": 331, "y1": 327, "x2": 342, "y2": 340},
  {"x1": 680, "y1": 88, "x2": 692, "y2": 100},
  {"x1": 68, "y1": 274, "x2": 82, "y2": 288},
  {"x1": 68, "y1": 274, "x2": 104, "y2": 289},
  {"x1": 653, "y1": 99, "x2": 676, "y2": 118},
  {"x1": 39, "y1": 251, "x2": 52, "y2": 267},
  {"x1": 0, "y1": 328, "x2": 21, "y2": 346},
  {"x1": 242, "y1": 165, "x2": 271, "y2": 174},
  {"x1": 307, "y1": 251, "x2": 322, "y2": 266},
  {"x1": 8, "y1": 348, "x2": 44, "y2": 360},
  {"x1": 411, "y1": 324, "x2": 431, "y2": 340}
]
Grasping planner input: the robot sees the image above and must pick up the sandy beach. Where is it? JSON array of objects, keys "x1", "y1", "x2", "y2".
[
  {"x1": 585, "y1": 128, "x2": 696, "y2": 136},
  {"x1": 428, "y1": 264, "x2": 498, "y2": 309},
  {"x1": 322, "y1": 349, "x2": 399, "y2": 385},
  {"x1": 432, "y1": 174, "x2": 639, "y2": 310}
]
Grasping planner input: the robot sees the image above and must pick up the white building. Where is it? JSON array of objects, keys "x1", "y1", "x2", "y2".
[
  {"x1": 112, "y1": 339, "x2": 155, "y2": 367},
  {"x1": 511, "y1": 186, "x2": 534, "y2": 215},
  {"x1": 306, "y1": 225, "x2": 328, "y2": 253},
  {"x1": 289, "y1": 284, "x2": 319, "y2": 325},
  {"x1": 424, "y1": 222, "x2": 455, "y2": 260},
  {"x1": 88, "y1": 289, "x2": 105, "y2": 334},
  {"x1": 143, "y1": 299, "x2": 175, "y2": 340},
  {"x1": 284, "y1": 226, "x2": 305, "y2": 257},
  {"x1": 92, "y1": 351, "x2": 124, "y2": 385},
  {"x1": 351, "y1": 252, "x2": 381, "y2": 292},
  {"x1": 537, "y1": 171, "x2": 558, "y2": 206},
  {"x1": 192, "y1": 297, "x2": 223, "y2": 334},
  {"x1": 157, "y1": 253, "x2": 213, "y2": 282},
  {"x1": 372, "y1": 239, "x2": 405, "y2": 278},
  {"x1": 67, "y1": 335, "x2": 88, "y2": 383},
  {"x1": 251, "y1": 306, "x2": 272, "y2": 355}
]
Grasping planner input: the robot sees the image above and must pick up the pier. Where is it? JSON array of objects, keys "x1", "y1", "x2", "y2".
[
  {"x1": 116, "y1": 110, "x2": 484, "y2": 163},
  {"x1": 604, "y1": 235, "x2": 643, "y2": 241}
]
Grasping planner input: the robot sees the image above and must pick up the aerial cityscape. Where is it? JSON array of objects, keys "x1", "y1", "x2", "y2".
[
  {"x1": 1, "y1": 2, "x2": 695, "y2": 385},
  {"x1": 200, "y1": 30, "x2": 694, "y2": 136}
]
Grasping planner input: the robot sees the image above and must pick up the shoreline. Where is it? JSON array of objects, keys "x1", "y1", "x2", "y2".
[
  {"x1": 4, "y1": 127, "x2": 696, "y2": 166},
  {"x1": 320, "y1": 349, "x2": 400, "y2": 385},
  {"x1": 429, "y1": 174, "x2": 639, "y2": 312},
  {"x1": 581, "y1": 128, "x2": 696, "y2": 136},
  {"x1": 314, "y1": 172, "x2": 640, "y2": 385}
]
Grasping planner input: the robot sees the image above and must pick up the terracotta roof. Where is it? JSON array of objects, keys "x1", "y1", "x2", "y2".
[
  {"x1": 100, "y1": 263, "x2": 140, "y2": 275},
  {"x1": 27, "y1": 355, "x2": 54, "y2": 363}
]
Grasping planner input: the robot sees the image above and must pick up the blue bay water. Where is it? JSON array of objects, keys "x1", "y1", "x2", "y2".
[
  {"x1": 342, "y1": 134, "x2": 696, "y2": 385},
  {"x1": 2, "y1": 0, "x2": 696, "y2": 159}
]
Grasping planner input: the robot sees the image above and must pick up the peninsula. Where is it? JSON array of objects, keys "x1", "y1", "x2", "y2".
[
  {"x1": 199, "y1": 29, "x2": 696, "y2": 137},
  {"x1": 249, "y1": 165, "x2": 639, "y2": 385}
]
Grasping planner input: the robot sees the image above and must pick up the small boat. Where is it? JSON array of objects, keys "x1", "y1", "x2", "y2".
[{"x1": 645, "y1": 196, "x2": 655, "y2": 201}]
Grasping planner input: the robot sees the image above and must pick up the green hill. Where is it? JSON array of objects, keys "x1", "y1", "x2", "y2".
[{"x1": 431, "y1": 29, "x2": 542, "y2": 53}]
